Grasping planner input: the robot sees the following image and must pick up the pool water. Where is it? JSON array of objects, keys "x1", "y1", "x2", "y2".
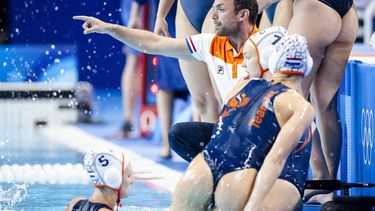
[
  {"x1": 0, "y1": 182, "x2": 171, "y2": 210},
  {"x1": 0, "y1": 128, "x2": 171, "y2": 210}
]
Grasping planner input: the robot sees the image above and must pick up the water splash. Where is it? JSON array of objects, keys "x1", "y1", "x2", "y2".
[{"x1": 0, "y1": 183, "x2": 28, "y2": 209}]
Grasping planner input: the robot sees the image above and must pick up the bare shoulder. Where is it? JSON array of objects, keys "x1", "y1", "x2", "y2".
[
  {"x1": 274, "y1": 90, "x2": 314, "y2": 124},
  {"x1": 99, "y1": 208, "x2": 113, "y2": 211},
  {"x1": 275, "y1": 89, "x2": 309, "y2": 108},
  {"x1": 224, "y1": 77, "x2": 251, "y2": 103},
  {"x1": 65, "y1": 197, "x2": 84, "y2": 211}
]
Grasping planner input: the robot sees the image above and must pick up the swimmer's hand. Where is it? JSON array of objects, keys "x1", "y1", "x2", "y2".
[
  {"x1": 154, "y1": 18, "x2": 171, "y2": 37},
  {"x1": 73, "y1": 16, "x2": 113, "y2": 35}
]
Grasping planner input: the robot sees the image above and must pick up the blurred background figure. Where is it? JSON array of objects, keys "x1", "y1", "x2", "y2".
[
  {"x1": 76, "y1": 81, "x2": 95, "y2": 123},
  {"x1": 0, "y1": 1, "x2": 8, "y2": 43},
  {"x1": 151, "y1": 0, "x2": 190, "y2": 159},
  {"x1": 117, "y1": 0, "x2": 147, "y2": 138},
  {"x1": 154, "y1": 0, "x2": 219, "y2": 122}
]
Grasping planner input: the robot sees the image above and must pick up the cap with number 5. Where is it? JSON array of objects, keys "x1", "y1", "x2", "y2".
[{"x1": 84, "y1": 148, "x2": 129, "y2": 190}]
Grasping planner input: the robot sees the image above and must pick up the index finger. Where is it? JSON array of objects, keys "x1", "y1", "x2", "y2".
[{"x1": 73, "y1": 16, "x2": 91, "y2": 21}]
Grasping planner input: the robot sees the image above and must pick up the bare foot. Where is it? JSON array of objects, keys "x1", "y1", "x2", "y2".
[
  {"x1": 159, "y1": 148, "x2": 172, "y2": 159},
  {"x1": 303, "y1": 189, "x2": 330, "y2": 202},
  {"x1": 304, "y1": 192, "x2": 333, "y2": 204}
]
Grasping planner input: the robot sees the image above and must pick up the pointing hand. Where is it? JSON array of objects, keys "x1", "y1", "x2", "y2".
[{"x1": 73, "y1": 16, "x2": 112, "y2": 35}]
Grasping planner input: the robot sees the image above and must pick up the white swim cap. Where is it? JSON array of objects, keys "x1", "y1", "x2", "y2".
[
  {"x1": 84, "y1": 148, "x2": 129, "y2": 190},
  {"x1": 248, "y1": 25, "x2": 288, "y2": 70},
  {"x1": 268, "y1": 34, "x2": 313, "y2": 76}
]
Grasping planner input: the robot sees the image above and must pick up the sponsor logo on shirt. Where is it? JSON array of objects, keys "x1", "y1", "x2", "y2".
[{"x1": 217, "y1": 65, "x2": 224, "y2": 75}]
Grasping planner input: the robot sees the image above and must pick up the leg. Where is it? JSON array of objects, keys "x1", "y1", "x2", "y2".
[
  {"x1": 168, "y1": 122, "x2": 215, "y2": 161},
  {"x1": 171, "y1": 155, "x2": 213, "y2": 211},
  {"x1": 260, "y1": 179, "x2": 301, "y2": 211},
  {"x1": 121, "y1": 53, "x2": 141, "y2": 136},
  {"x1": 288, "y1": 1, "x2": 358, "y2": 179},
  {"x1": 214, "y1": 169, "x2": 257, "y2": 211},
  {"x1": 175, "y1": 1, "x2": 219, "y2": 122},
  {"x1": 201, "y1": 6, "x2": 215, "y2": 34},
  {"x1": 258, "y1": 0, "x2": 292, "y2": 30},
  {"x1": 309, "y1": 123, "x2": 330, "y2": 180},
  {"x1": 287, "y1": 0, "x2": 343, "y2": 96},
  {"x1": 304, "y1": 125, "x2": 333, "y2": 203},
  {"x1": 157, "y1": 89, "x2": 174, "y2": 158},
  {"x1": 310, "y1": 6, "x2": 358, "y2": 178},
  {"x1": 258, "y1": 11, "x2": 272, "y2": 30},
  {"x1": 272, "y1": 0, "x2": 293, "y2": 28},
  {"x1": 192, "y1": 104, "x2": 201, "y2": 122}
]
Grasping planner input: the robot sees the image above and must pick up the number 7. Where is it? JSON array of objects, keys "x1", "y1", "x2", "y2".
[{"x1": 272, "y1": 34, "x2": 282, "y2": 45}]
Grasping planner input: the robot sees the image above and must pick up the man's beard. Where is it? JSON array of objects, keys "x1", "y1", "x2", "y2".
[{"x1": 215, "y1": 23, "x2": 239, "y2": 36}]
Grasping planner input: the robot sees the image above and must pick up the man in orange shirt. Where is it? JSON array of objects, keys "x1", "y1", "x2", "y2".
[{"x1": 74, "y1": 0, "x2": 259, "y2": 109}]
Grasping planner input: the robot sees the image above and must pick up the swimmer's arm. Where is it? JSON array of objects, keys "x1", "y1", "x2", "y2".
[
  {"x1": 257, "y1": 0, "x2": 280, "y2": 13},
  {"x1": 73, "y1": 16, "x2": 194, "y2": 60},
  {"x1": 245, "y1": 93, "x2": 314, "y2": 211},
  {"x1": 154, "y1": 0, "x2": 175, "y2": 37}
]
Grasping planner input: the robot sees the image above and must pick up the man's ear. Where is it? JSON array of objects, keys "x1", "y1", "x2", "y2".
[{"x1": 239, "y1": 9, "x2": 250, "y2": 21}]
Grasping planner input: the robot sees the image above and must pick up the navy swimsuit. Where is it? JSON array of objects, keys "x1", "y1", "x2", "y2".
[
  {"x1": 180, "y1": 0, "x2": 214, "y2": 32},
  {"x1": 203, "y1": 79, "x2": 312, "y2": 196},
  {"x1": 318, "y1": 0, "x2": 353, "y2": 17},
  {"x1": 72, "y1": 199, "x2": 112, "y2": 211}
]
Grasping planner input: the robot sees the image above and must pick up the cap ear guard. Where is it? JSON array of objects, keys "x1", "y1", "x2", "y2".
[
  {"x1": 268, "y1": 48, "x2": 283, "y2": 74},
  {"x1": 103, "y1": 167, "x2": 122, "y2": 189},
  {"x1": 84, "y1": 149, "x2": 128, "y2": 190},
  {"x1": 260, "y1": 47, "x2": 276, "y2": 70}
]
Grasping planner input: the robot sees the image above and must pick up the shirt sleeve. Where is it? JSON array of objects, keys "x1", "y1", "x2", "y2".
[{"x1": 185, "y1": 33, "x2": 215, "y2": 62}]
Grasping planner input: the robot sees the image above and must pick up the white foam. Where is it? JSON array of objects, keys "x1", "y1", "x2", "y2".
[{"x1": 0, "y1": 163, "x2": 89, "y2": 185}]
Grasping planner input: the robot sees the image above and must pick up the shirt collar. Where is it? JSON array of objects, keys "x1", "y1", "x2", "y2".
[{"x1": 225, "y1": 26, "x2": 260, "y2": 54}]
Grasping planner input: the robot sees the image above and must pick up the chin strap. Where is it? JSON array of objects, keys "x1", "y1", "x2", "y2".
[
  {"x1": 115, "y1": 153, "x2": 125, "y2": 211},
  {"x1": 115, "y1": 196, "x2": 122, "y2": 211}
]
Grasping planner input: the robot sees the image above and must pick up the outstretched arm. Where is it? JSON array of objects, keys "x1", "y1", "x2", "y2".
[
  {"x1": 154, "y1": 0, "x2": 176, "y2": 37},
  {"x1": 73, "y1": 16, "x2": 194, "y2": 60},
  {"x1": 245, "y1": 92, "x2": 314, "y2": 211}
]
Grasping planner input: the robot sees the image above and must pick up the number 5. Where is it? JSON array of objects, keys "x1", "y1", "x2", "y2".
[{"x1": 98, "y1": 155, "x2": 109, "y2": 166}]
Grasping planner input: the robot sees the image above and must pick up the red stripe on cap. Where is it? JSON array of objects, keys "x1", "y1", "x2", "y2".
[
  {"x1": 286, "y1": 58, "x2": 302, "y2": 61},
  {"x1": 275, "y1": 70, "x2": 304, "y2": 75}
]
